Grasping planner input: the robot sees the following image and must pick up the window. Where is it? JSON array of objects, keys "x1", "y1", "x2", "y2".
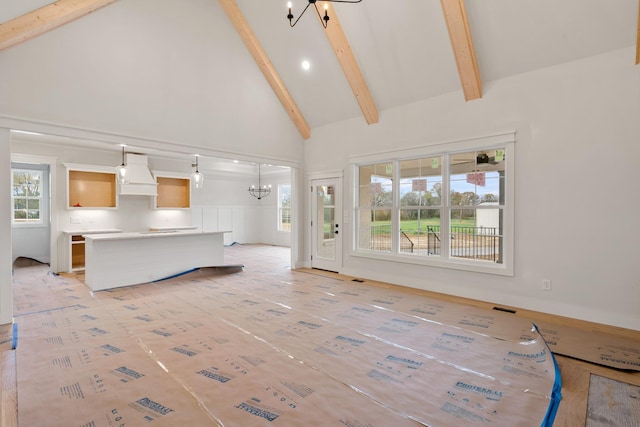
[
  {"x1": 278, "y1": 184, "x2": 291, "y2": 232},
  {"x1": 448, "y1": 151, "x2": 504, "y2": 264},
  {"x1": 353, "y1": 133, "x2": 514, "y2": 275},
  {"x1": 356, "y1": 162, "x2": 393, "y2": 252},
  {"x1": 12, "y1": 169, "x2": 44, "y2": 224},
  {"x1": 399, "y1": 156, "x2": 442, "y2": 255}
]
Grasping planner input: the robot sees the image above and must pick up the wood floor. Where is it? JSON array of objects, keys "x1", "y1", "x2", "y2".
[
  {"x1": 1, "y1": 245, "x2": 639, "y2": 426},
  {"x1": 554, "y1": 355, "x2": 639, "y2": 426}
]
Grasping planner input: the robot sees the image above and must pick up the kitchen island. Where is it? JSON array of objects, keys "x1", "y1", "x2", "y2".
[{"x1": 83, "y1": 230, "x2": 229, "y2": 291}]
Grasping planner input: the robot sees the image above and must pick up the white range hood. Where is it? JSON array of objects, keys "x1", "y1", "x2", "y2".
[{"x1": 119, "y1": 153, "x2": 157, "y2": 196}]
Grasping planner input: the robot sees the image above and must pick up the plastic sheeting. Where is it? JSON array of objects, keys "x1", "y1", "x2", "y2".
[{"x1": 14, "y1": 261, "x2": 561, "y2": 426}]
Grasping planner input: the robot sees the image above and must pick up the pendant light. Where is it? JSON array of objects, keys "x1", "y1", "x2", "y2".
[
  {"x1": 116, "y1": 145, "x2": 129, "y2": 184},
  {"x1": 191, "y1": 155, "x2": 204, "y2": 189}
]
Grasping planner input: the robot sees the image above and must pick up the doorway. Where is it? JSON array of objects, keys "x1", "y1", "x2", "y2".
[
  {"x1": 10, "y1": 162, "x2": 51, "y2": 264},
  {"x1": 310, "y1": 177, "x2": 342, "y2": 272}
]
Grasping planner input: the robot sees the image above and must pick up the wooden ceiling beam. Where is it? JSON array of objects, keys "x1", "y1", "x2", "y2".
[
  {"x1": 0, "y1": 0, "x2": 118, "y2": 52},
  {"x1": 320, "y1": 2, "x2": 379, "y2": 124},
  {"x1": 440, "y1": 0, "x2": 482, "y2": 101},
  {"x1": 219, "y1": 0, "x2": 311, "y2": 140}
]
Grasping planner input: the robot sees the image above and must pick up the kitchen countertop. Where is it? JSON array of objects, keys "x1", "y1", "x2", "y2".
[
  {"x1": 62, "y1": 229, "x2": 122, "y2": 235},
  {"x1": 148, "y1": 226, "x2": 198, "y2": 231},
  {"x1": 83, "y1": 230, "x2": 229, "y2": 241}
]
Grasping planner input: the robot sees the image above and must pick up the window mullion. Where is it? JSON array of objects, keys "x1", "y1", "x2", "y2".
[
  {"x1": 391, "y1": 160, "x2": 400, "y2": 254},
  {"x1": 441, "y1": 153, "x2": 451, "y2": 259}
]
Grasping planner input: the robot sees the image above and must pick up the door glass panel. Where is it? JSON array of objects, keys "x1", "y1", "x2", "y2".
[{"x1": 316, "y1": 185, "x2": 335, "y2": 260}]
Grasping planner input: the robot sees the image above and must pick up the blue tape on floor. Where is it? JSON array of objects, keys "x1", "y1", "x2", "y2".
[
  {"x1": 152, "y1": 268, "x2": 199, "y2": 282},
  {"x1": 13, "y1": 304, "x2": 85, "y2": 318},
  {"x1": 534, "y1": 323, "x2": 562, "y2": 427},
  {"x1": 12, "y1": 322, "x2": 18, "y2": 349}
]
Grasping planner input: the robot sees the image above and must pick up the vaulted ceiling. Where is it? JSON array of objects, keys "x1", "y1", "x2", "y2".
[{"x1": 1, "y1": 0, "x2": 639, "y2": 141}]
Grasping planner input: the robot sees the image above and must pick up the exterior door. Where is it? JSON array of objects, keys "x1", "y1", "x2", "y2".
[{"x1": 311, "y1": 178, "x2": 342, "y2": 272}]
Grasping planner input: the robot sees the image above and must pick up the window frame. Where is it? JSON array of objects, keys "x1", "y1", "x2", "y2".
[
  {"x1": 350, "y1": 132, "x2": 515, "y2": 276},
  {"x1": 11, "y1": 168, "x2": 45, "y2": 226},
  {"x1": 277, "y1": 183, "x2": 292, "y2": 232}
]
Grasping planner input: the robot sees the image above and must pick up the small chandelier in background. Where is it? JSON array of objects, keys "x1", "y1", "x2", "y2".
[
  {"x1": 191, "y1": 155, "x2": 204, "y2": 189},
  {"x1": 248, "y1": 164, "x2": 271, "y2": 200},
  {"x1": 287, "y1": 0, "x2": 362, "y2": 29},
  {"x1": 115, "y1": 144, "x2": 129, "y2": 184}
]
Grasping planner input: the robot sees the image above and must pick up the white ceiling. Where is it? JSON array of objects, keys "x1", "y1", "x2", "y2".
[
  {"x1": 234, "y1": 0, "x2": 637, "y2": 129},
  {"x1": 3, "y1": 0, "x2": 638, "y2": 162}
]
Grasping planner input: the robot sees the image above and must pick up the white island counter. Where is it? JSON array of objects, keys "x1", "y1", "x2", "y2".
[{"x1": 84, "y1": 230, "x2": 229, "y2": 291}]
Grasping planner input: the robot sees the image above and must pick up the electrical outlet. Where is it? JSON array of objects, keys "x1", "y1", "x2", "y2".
[{"x1": 542, "y1": 279, "x2": 552, "y2": 291}]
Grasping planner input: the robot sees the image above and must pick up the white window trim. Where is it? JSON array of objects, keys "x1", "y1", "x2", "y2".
[
  {"x1": 11, "y1": 168, "x2": 45, "y2": 227},
  {"x1": 349, "y1": 131, "x2": 515, "y2": 276}
]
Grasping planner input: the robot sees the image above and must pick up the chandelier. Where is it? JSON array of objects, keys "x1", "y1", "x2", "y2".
[
  {"x1": 248, "y1": 164, "x2": 271, "y2": 200},
  {"x1": 287, "y1": 0, "x2": 362, "y2": 29}
]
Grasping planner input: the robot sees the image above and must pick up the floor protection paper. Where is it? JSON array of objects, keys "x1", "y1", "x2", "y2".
[{"x1": 13, "y1": 247, "x2": 562, "y2": 426}]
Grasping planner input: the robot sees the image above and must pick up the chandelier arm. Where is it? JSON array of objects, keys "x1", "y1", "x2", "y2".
[
  {"x1": 289, "y1": 2, "x2": 312, "y2": 27},
  {"x1": 313, "y1": 3, "x2": 328, "y2": 28},
  {"x1": 288, "y1": 0, "x2": 361, "y2": 28}
]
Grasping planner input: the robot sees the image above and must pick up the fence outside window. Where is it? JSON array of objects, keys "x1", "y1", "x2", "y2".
[{"x1": 368, "y1": 224, "x2": 501, "y2": 263}]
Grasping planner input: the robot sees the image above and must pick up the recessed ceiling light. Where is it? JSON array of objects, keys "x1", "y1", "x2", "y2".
[
  {"x1": 301, "y1": 60, "x2": 311, "y2": 70},
  {"x1": 233, "y1": 160, "x2": 239, "y2": 163}
]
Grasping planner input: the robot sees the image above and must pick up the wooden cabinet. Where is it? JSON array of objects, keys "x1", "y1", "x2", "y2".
[
  {"x1": 156, "y1": 176, "x2": 190, "y2": 208},
  {"x1": 67, "y1": 167, "x2": 117, "y2": 208},
  {"x1": 64, "y1": 229, "x2": 122, "y2": 272},
  {"x1": 71, "y1": 235, "x2": 86, "y2": 270}
]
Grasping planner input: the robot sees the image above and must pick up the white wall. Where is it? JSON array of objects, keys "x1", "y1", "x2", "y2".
[
  {"x1": 304, "y1": 47, "x2": 640, "y2": 330},
  {"x1": 191, "y1": 168, "x2": 292, "y2": 247},
  {"x1": 0, "y1": 129, "x2": 12, "y2": 324}
]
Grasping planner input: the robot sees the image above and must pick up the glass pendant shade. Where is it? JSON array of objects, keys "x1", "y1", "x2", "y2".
[
  {"x1": 191, "y1": 171, "x2": 204, "y2": 189},
  {"x1": 116, "y1": 145, "x2": 129, "y2": 184},
  {"x1": 191, "y1": 155, "x2": 204, "y2": 189},
  {"x1": 116, "y1": 164, "x2": 129, "y2": 184}
]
